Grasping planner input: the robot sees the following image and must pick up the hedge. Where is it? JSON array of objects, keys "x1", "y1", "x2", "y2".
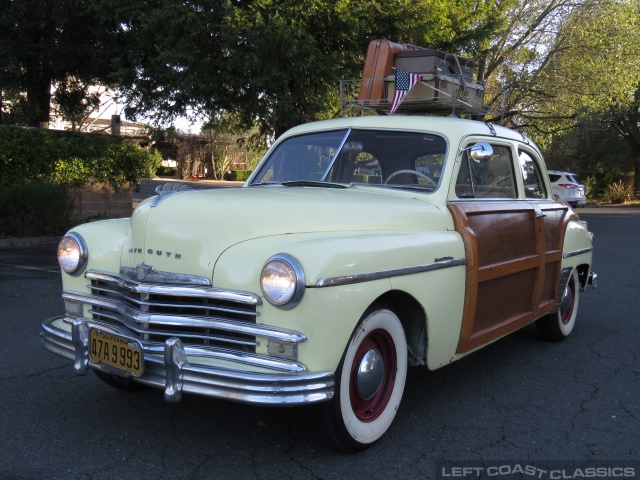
[
  {"x1": 223, "y1": 169, "x2": 253, "y2": 181},
  {"x1": 0, "y1": 183, "x2": 73, "y2": 237},
  {"x1": 0, "y1": 126, "x2": 161, "y2": 191}
]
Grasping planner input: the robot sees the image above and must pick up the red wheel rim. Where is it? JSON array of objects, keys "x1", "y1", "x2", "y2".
[
  {"x1": 560, "y1": 276, "x2": 576, "y2": 325},
  {"x1": 349, "y1": 329, "x2": 397, "y2": 422}
]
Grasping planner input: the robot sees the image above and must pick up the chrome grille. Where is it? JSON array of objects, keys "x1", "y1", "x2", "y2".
[{"x1": 81, "y1": 269, "x2": 262, "y2": 352}]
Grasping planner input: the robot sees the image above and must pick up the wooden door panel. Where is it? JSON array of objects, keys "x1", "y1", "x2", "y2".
[{"x1": 449, "y1": 201, "x2": 572, "y2": 353}]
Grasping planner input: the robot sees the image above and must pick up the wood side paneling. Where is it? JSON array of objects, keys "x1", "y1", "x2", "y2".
[{"x1": 449, "y1": 201, "x2": 570, "y2": 353}]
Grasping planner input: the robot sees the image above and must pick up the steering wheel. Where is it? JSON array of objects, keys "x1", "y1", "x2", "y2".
[{"x1": 384, "y1": 170, "x2": 438, "y2": 188}]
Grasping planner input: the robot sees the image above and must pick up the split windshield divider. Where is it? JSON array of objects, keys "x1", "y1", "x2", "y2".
[{"x1": 320, "y1": 128, "x2": 352, "y2": 182}]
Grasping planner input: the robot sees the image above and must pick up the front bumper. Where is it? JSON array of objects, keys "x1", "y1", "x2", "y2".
[{"x1": 41, "y1": 317, "x2": 335, "y2": 405}]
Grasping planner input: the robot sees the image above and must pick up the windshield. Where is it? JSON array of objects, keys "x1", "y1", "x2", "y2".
[{"x1": 250, "y1": 129, "x2": 448, "y2": 192}]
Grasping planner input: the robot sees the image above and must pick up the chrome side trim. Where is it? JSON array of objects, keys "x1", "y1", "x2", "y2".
[
  {"x1": 41, "y1": 318, "x2": 335, "y2": 405},
  {"x1": 86, "y1": 270, "x2": 262, "y2": 306},
  {"x1": 563, "y1": 247, "x2": 593, "y2": 259},
  {"x1": 120, "y1": 264, "x2": 211, "y2": 286},
  {"x1": 62, "y1": 291, "x2": 305, "y2": 343},
  {"x1": 314, "y1": 258, "x2": 466, "y2": 288}
]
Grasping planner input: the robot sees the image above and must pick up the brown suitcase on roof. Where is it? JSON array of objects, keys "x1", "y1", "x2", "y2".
[
  {"x1": 394, "y1": 49, "x2": 475, "y2": 82},
  {"x1": 359, "y1": 40, "x2": 417, "y2": 104}
]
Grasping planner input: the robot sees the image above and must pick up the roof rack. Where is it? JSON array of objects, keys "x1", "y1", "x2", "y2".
[{"x1": 339, "y1": 75, "x2": 506, "y2": 121}]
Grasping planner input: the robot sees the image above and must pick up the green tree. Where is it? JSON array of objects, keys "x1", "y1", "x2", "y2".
[
  {"x1": 508, "y1": 0, "x2": 640, "y2": 189},
  {"x1": 96, "y1": 0, "x2": 511, "y2": 139},
  {"x1": 606, "y1": 84, "x2": 640, "y2": 191},
  {"x1": 0, "y1": 0, "x2": 115, "y2": 127}
]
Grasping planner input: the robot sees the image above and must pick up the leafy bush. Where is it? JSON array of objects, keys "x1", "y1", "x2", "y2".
[
  {"x1": 234, "y1": 170, "x2": 253, "y2": 182},
  {"x1": 0, "y1": 183, "x2": 73, "y2": 237},
  {"x1": 602, "y1": 181, "x2": 636, "y2": 204},
  {"x1": 582, "y1": 172, "x2": 617, "y2": 198},
  {"x1": 156, "y1": 166, "x2": 177, "y2": 177},
  {"x1": 0, "y1": 126, "x2": 161, "y2": 191},
  {"x1": 223, "y1": 170, "x2": 253, "y2": 181}
]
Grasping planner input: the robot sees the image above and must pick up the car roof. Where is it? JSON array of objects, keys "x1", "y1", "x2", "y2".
[{"x1": 281, "y1": 115, "x2": 532, "y2": 145}]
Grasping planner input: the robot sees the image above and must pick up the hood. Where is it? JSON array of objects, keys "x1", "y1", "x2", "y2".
[{"x1": 120, "y1": 186, "x2": 448, "y2": 279}]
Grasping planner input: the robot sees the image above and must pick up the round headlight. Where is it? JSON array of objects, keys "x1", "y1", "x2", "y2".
[
  {"x1": 57, "y1": 232, "x2": 88, "y2": 276},
  {"x1": 260, "y1": 254, "x2": 305, "y2": 309}
]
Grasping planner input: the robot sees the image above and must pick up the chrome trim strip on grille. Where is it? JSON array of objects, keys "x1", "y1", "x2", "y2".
[
  {"x1": 86, "y1": 270, "x2": 262, "y2": 306},
  {"x1": 563, "y1": 247, "x2": 593, "y2": 259},
  {"x1": 40, "y1": 317, "x2": 335, "y2": 404},
  {"x1": 314, "y1": 258, "x2": 466, "y2": 288},
  {"x1": 63, "y1": 291, "x2": 305, "y2": 343},
  {"x1": 120, "y1": 265, "x2": 211, "y2": 286},
  {"x1": 88, "y1": 283, "x2": 259, "y2": 318},
  {"x1": 88, "y1": 310, "x2": 259, "y2": 347}
]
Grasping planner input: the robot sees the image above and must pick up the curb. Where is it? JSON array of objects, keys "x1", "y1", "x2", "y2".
[{"x1": 0, "y1": 236, "x2": 60, "y2": 248}]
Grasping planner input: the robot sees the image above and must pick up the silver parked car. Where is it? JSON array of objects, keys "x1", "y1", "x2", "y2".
[{"x1": 548, "y1": 170, "x2": 587, "y2": 208}]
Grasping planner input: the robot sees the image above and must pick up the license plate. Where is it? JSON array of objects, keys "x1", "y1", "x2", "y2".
[{"x1": 89, "y1": 329, "x2": 144, "y2": 377}]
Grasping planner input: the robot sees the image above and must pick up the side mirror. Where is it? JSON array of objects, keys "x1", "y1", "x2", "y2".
[{"x1": 468, "y1": 142, "x2": 493, "y2": 162}]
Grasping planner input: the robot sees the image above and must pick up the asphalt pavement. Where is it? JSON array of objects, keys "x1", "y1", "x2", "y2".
[{"x1": 0, "y1": 206, "x2": 638, "y2": 479}]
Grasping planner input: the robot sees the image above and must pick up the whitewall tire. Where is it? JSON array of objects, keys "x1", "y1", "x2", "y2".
[
  {"x1": 319, "y1": 308, "x2": 408, "y2": 452},
  {"x1": 537, "y1": 269, "x2": 580, "y2": 341}
]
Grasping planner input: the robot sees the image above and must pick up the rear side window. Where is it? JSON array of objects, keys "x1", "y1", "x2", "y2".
[
  {"x1": 518, "y1": 150, "x2": 547, "y2": 199},
  {"x1": 548, "y1": 174, "x2": 561, "y2": 183}
]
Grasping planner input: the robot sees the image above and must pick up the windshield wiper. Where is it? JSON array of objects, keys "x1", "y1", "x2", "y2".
[{"x1": 281, "y1": 180, "x2": 349, "y2": 189}]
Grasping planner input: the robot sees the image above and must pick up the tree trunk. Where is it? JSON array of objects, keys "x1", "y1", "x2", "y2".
[{"x1": 26, "y1": 0, "x2": 53, "y2": 128}]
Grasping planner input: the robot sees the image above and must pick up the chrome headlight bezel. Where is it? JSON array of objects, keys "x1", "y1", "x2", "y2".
[
  {"x1": 260, "y1": 254, "x2": 305, "y2": 309},
  {"x1": 57, "y1": 232, "x2": 88, "y2": 277}
]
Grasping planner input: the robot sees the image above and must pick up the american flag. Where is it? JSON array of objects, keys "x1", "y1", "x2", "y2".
[{"x1": 389, "y1": 69, "x2": 423, "y2": 115}]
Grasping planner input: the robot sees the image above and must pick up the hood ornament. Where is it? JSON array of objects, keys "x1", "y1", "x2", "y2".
[
  {"x1": 151, "y1": 183, "x2": 194, "y2": 207},
  {"x1": 120, "y1": 263, "x2": 211, "y2": 286}
]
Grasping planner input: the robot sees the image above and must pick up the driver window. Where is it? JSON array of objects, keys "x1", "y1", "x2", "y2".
[{"x1": 455, "y1": 144, "x2": 516, "y2": 199}]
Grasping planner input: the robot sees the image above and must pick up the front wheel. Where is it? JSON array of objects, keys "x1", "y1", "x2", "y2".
[
  {"x1": 537, "y1": 269, "x2": 580, "y2": 341},
  {"x1": 319, "y1": 308, "x2": 408, "y2": 453}
]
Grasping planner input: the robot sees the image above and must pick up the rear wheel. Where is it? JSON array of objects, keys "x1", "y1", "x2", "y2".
[
  {"x1": 537, "y1": 269, "x2": 580, "y2": 341},
  {"x1": 319, "y1": 308, "x2": 407, "y2": 453}
]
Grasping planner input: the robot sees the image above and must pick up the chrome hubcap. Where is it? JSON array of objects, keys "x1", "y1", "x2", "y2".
[
  {"x1": 356, "y1": 349, "x2": 384, "y2": 400},
  {"x1": 560, "y1": 284, "x2": 573, "y2": 321}
]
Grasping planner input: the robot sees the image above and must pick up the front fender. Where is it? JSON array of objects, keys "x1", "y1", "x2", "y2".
[
  {"x1": 213, "y1": 231, "x2": 466, "y2": 372},
  {"x1": 60, "y1": 218, "x2": 131, "y2": 296},
  {"x1": 213, "y1": 231, "x2": 465, "y2": 290}
]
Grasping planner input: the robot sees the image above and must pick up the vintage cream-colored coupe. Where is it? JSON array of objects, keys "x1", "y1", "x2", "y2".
[{"x1": 41, "y1": 115, "x2": 596, "y2": 452}]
